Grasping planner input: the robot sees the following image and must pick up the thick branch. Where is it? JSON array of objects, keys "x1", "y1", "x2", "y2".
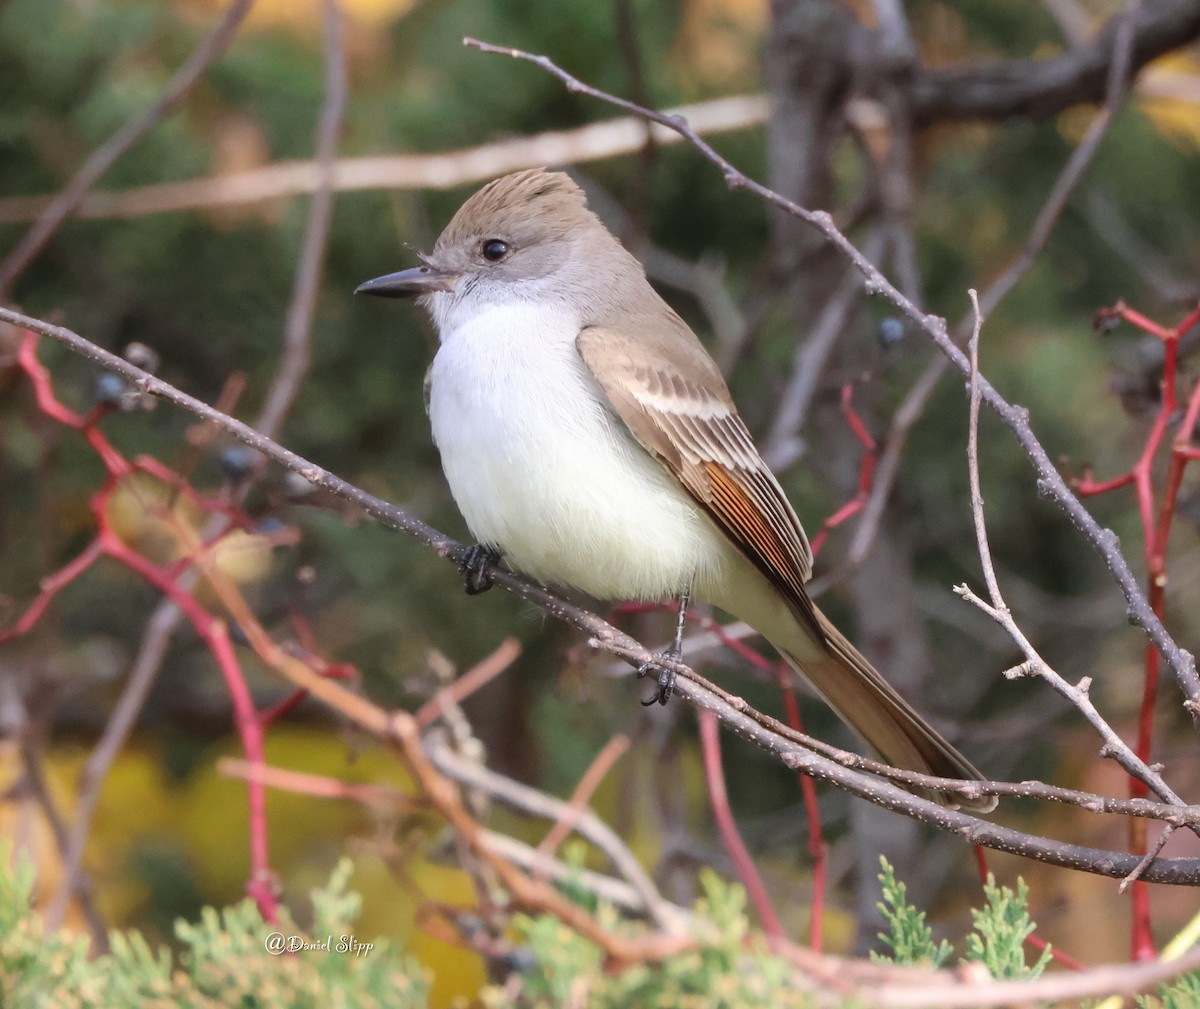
[{"x1": 911, "y1": 0, "x2": 1200, "y2": 125}]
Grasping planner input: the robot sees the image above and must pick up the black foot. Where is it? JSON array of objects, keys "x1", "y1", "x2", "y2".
[
  {"x1": 460, "y1": 544, "x2": 501, "y2": 595},
  {"x1": 637, "y1": 587, "x2": 693, "y2": 707},
  {"x1": 638, "y1": 643, "x2": 682, "y2": 706}
]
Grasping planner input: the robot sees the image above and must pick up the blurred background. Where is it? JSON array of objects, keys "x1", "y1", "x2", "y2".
[{"x1": 1, "y1": 0, "x2": 1199, "y2": 1002}]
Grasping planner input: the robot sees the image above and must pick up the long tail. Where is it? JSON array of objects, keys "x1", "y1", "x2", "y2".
[
  {"x1": 780, "y1": 606, "x2": 995, "y2": 812},
  {"x1": 711, "y1": 560, "x2": 995, "y2": 812}
]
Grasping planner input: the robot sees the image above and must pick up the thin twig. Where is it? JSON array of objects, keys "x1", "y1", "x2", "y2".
[
  {"x1": 958, "y1": 288, "x2": 1194, "y2": 824},
  {"x1": 427, "y1": 738, "x2": 684, "y2": 933},
  {"x1": 1120, "y1": 824, "x2": 1177, "y2": 893},
  {"x1": 763, "y1": 230, "x2": 886, "y2": 471},
  {"x1": 18, "y1": 741, "x2": 108, "y2": 950},
  {"x1": 1040, "y1": 0, "x2": 1092, "y2": 48},
  {"x1": 965, "y1": 292, "x2": 1004, "y2": 607},
  {"x1": 978, "y1": 0, "x2": 1142, "y2": 321},
  {"x1": 0, "y1": 0, "x2": 256, "y2": 295},
  {"x1": 536, "y1": 734, "x2": 630, "y2": 864},
  {"x1": 479, "y1": 829, "x2": 692, "y2": 925},
  {"x1": 253, "y1": 0, "x2": 346, "y2": 440},
  {"x1": 414, "y1": 637, "x2": 522, "y2": 728},
  {"x1": 841, "y1": 0, "x2": 1145, "y2": 580},
  {"x1": 391, "y1": 711, "x2": 697, "y2": 966},
  {"x1": 45, "y1": 598, "x2": 180, "y2": 932},
  {"x1": 218, "y1": 757, "x2": 425, "y2": 813}
]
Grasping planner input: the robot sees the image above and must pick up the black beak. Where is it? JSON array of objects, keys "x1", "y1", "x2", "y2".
[{"x1": 354, "y1": 265, "x2": 457, "y2": 299}]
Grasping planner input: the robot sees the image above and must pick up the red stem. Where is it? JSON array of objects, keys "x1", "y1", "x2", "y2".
[
  {"x1": 99, "y1": 530, "x2": 277, "y2": 920},
  {"x1": 18, "y1": 331, "x2": 129, "y2": 475},
  {"x1": 8, "y1": 333, "x2": 278, "y2": 921},
  {"x1": 1075, "y1": 470, "x2": 1135, "y2": 497},
  {"x1": 693, "y1": 612, "x2": 776, "y2": 672},
  {"x1": 697, "y1": 708, "x2": 785, "y2": 942},
  {"x1": 1071, "y1": 302, "x2": 1200, "y2": 961},
  {"x1": 773, "y1": 664, "x2": 826, "y2": 952},
  {"x1": 0, "y1": 538, "x2": 105, "y2": 644},
  {"x1": 840, "y1": 382, "x2": 878, "y2": 453},
  {"x1": 810, "y1": 383, "x2": 877, "y2": 557}
]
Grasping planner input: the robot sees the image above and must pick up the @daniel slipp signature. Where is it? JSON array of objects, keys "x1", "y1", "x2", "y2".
[{"x1": 264, "y1": 931, "x2": 374, "y2": 957}]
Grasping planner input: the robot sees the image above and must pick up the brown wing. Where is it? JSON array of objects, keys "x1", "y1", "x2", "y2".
[{"x1": 576, "y1": 323, "x2": 822, "y2": 641}]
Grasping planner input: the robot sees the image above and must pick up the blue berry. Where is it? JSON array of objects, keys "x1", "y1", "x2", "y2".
[
  {"x1": 877, "y1": 317, "x2": 905, "y2": 347},
  {"x1": 219, "y1": 446, "x2": 255, "y2": 481},
  {"x1": 93, "y1": 372, "x2": 127, "y2": 405}
]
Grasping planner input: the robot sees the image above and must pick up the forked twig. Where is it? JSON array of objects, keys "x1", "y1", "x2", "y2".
[{"x1": 461, "y1": 26, "x2": 1200, "y2": 713}]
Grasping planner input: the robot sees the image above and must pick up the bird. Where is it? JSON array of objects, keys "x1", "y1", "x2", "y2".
[{"x1": 356, "y1": 168, "x2": 994, "y2": 811}]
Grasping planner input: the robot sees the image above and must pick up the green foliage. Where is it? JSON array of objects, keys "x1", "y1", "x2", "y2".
[
  {"x1": 482, "y1": 864, "x2": 1062, "y2": 1007},
  {"x1": 0, "y1": 850, "x2": 429, "y2": 1009},
  {"x1": 482, "y1": 870, "x2": 814, "y2": 1009},
  {"x1": 965, "y1": 875, "x2": 1051, "y2": 980},
  {"x1": 1137, "y1": 970, "x2": 1200, "y2": 1009},
  {"x1": 872, "y1": 856, "x2": 952, "y2": 969},
  {"x1": 552, "y1": 838, "x2": 601, "y2": 914},
  {"x1": 12, "y1": 844, "x2": 1189, "y2": 1009},
  {"x1": 874, "y1": 858, "x2": 1050, "y2": 981}
]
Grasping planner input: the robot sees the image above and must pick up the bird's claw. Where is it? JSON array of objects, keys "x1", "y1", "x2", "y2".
[
  {"x1": 637, "y1": 644, "x2": 682, "y2": 706},
  {"x1": 460, "y1": 544, "x2": 501, "y2": 595}
]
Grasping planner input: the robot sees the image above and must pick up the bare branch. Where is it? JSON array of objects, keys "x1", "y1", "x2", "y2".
[
  {"x1": 535, "y1": 733, "x2": 630, "y2": 865},
  {"x1": 44, "y1": 598, "x2": 179, "y2": 932},
  {"x1": 837, "y1": 0, "x2": 1144, "y2": 581},
  {"x1": 1084, "y1": 188, "x2": 1200, "y2": 303},
  {"x1": 874, "y1": 943, "x2": 1200, "y2": 1009},
  {"x1": 17, "y1": 740, "x2": 108, "y2": 949},
  {"x1": 478, "y1": 829, "x2": 689, "y2": 922},
  {"x1": 976, "y1": 0, "x2": 1142, "y2": 320},
  {"x1": 0, "y1": 97, "x2": 767, "y2": 225},
  {"x1": 964, "y1": 292, "x2": 1005, "y2": 608},
  {"x1": 426, "y1": 736, "x2": 686, "y2": 934},
  {"x1": 1120, "y1": 824, "x2": 1178, "y2": 892},
  {"x1": 0, "y1": 0, "x2": 256, "y2": 295},
  {"x1": 1040, "y1": 0, "x2": 1092, "y2": 48},
  {"x1": 910, "y1": 0, "x2": 1200, "y2": 125},
  {"x1": 672, "y1": 667, "x2": 1200, "y2": 884},
  {"x1": 253, "y1": 0, "x2": 346, "y2": 440},
  {"x1": 763, "y1": 230, "x2": 885, "y2": 471},
  {"x1": 957, "y1": 289, "x2": 1194, "y2": 826}
]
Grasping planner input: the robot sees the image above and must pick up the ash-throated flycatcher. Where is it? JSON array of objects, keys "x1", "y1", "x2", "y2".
[{"x1": 357, "y1": 169, "x2": 993, "y2": 810}]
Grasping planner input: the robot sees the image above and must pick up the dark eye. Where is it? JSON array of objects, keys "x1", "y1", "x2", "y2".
[{"x1": 481, "y1": 239, "x2": 510, "y2": 262}]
